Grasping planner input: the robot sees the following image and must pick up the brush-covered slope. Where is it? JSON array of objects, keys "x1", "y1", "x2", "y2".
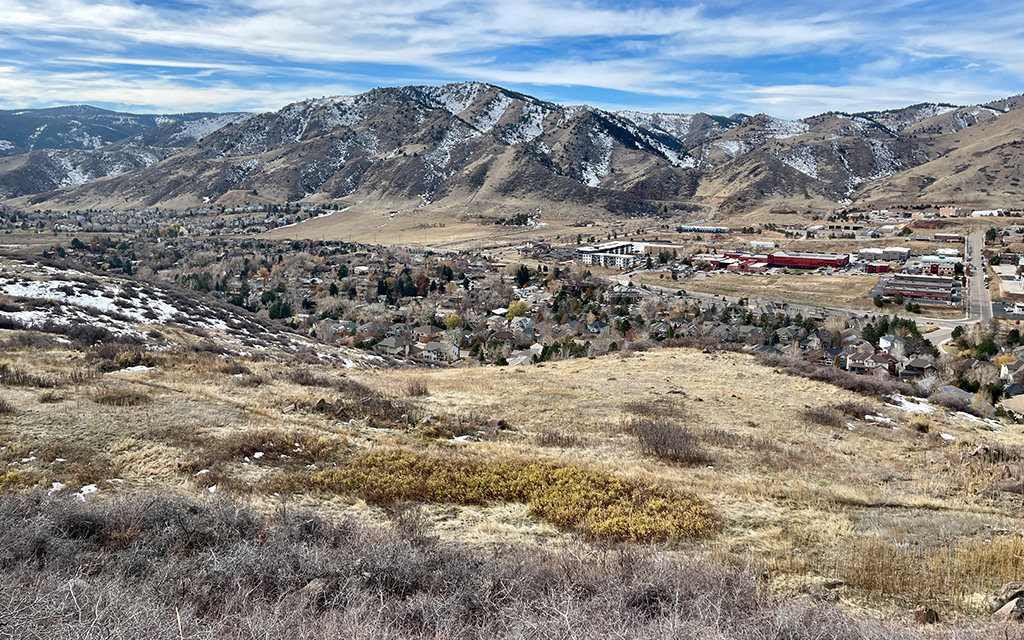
[
  {"x1": 7, "y1": 86, "x2": 1024, "y2": 218},
  {"x1": 6, "y1": 84, "x2": 709, "y2": 217},
  {"x1": 0, "y1": 114, "x2": 251, "y2": 200}
]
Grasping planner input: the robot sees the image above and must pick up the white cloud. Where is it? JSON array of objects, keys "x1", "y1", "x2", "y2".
[{"x1": 0, "y1": 0, "x2": 1021, "y2": 116}]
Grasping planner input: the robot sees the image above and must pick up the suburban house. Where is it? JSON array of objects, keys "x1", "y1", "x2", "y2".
[{"x1": 376, "y1": 335, "x2": 411, "y2": 357}]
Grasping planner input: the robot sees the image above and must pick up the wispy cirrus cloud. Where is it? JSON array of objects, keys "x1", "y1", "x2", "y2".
[{"x1": 0, "y1": 0, "x2": 1020, "y2": 118}]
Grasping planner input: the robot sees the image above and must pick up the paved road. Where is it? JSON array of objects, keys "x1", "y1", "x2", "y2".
[{"x1": 965, "y1": 230, "x2": 992, "y2": 325}]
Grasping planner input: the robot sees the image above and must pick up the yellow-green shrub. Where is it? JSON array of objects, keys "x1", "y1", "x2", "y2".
[{"x1": 311, "y1": 449, "x2": 719, "y2": 543}]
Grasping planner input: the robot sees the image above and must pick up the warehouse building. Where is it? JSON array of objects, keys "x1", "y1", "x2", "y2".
[{"x1": 883, "y1": 273, "x2": 955, "y2": 302}]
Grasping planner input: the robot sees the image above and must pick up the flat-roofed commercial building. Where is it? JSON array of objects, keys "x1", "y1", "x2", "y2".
[
  {"x1": 767, "y1": 251, "x2": 851, "y2": 269},
  {"x1": 883, "y1": 273, "x2": 955, "y2": 302}
]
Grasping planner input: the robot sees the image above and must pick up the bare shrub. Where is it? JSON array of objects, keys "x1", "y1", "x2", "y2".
[
  {"x1": 217, "y1": 360, "x2": 251, "y2": 376},
  {"x1": 802, "y1": 406, "x2": 844, "y2": 428},
  {"x1": 289, "y1": 368, "x2": 333, "y2": 387},
  {"x1": 0, "y1": 492, "x2": 971, "y2": 639},
  {"x1": 38, "y1": 391, "x2": 63, "y2": 403},
  {"x1": 627, "y1": 418, "x2": 710, "y2": 465},
  {"x1": 404, "y1": 378, "x2": 429, "y2": 397},
  {"x1": 834, "y1": 400, "x2": 874, "y2": 419},
  {"x1": 0, "y1": 397, "x2": 14, "y2": 414},
  {"x1": 536, "y1": 429, "x2": 584, "y2": 448},
  {"x1": 335, "y1": 378, "x2": 413, "y2": 424},
  {"x1": 756, "y1": 353, "x2": 922, "y2": 399},
  {"x1": 234, "y1": 373, "x2": 266, "y2": 387},
  {"x1": 929, "y1": 392, "x2": 982, "y2": 417},
  {"x1": 92, "y1": 388, "x2": 151, "y2": 407},
  {"x1": 621, "y1": 397, "x2": 685, "y2": 419},
  {"x1": 0, "y1": 363, "x2": 95, "y2": 388}
]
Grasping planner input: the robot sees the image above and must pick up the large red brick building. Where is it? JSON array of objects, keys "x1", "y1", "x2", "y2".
[{"x1": 766, "y1": 251, "x2": 851, "y2": 269}]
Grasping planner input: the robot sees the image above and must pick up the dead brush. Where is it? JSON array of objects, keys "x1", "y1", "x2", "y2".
[
  {"x1": 404, "y1": 378, "x2": 429, "y2": 397},
  {"x1": 621, "y1": 397, "x2": 685, "y2": 419},
  {"x1": 536, "y1": 429, "x2": 585, "y2": 448},
  {"x1": 0, "y1": 397, "x2": 14, "y2": 414},
  {"x1": 801, "y1": 406, "x2": 844, "y2": 428},
  {"x1": 0, "y1": 363, "x2": 95, "y2": 388},
  {"x1": 289, "y1": 368, "x2": 333, "y2": 388},
  {"x1": 833, "y1": 400, "x2": 874, "y2": 419},
  {"x1": 626, "y1": 418, "x2": 711, "y2": 465},
  {"x1": 92, "y1": 387, "x2": 151, "y2": 407},
  {"x1": 214, "y1": 428, "x2": 345, "y2": 465}
]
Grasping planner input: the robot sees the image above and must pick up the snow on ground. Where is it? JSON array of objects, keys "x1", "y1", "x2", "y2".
[
  {"x1": 475, "y1": 94, "x2": 513, "y2": 133},
  {"x1": 580, "y1": 130, "x2": 614, "y2": 187},
  {"x1": 0, "y1": 259, "x2": 380, "y2": 366},
  {"x1": 764, "y1": 117, "x2": 809, "y2": 139},
  {"x1": 421, "y1": 82, "x2": 484, "y2": 116},
  {"x1": 500, "y1": 104, "x2": 547, "y2": 145},
  {"x1": 886, "y1": 394, "x2": 934, "y2": 414},
  {"x1": 868, "y1": 139, "x2": 902, "y2": 179},
  {"x1": 776, "y1": 146, "x2": 818, "y2": 179},
  {"x1": 712, "y1": 140, "x2": 749, "y2": 158},
  {"x1": 169, "y1": 113, "x2": 253, "y2": 146}
]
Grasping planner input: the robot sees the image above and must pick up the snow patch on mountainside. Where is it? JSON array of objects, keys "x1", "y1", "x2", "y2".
[
  {"x1": 764, "y1": 117, "x2": 809, "y2": 139},
  {"x1": 867, "y1": 139, "x2": 902, "y2": 179},
  {"x1": 420, "y1": 83, "x2": 485, "y2": 116},
  {"x1": 580, "y1": 130, "x2": 613, "y2": 187},
  {"x1": 169, "y1": 114, "x2": 252, "y2": 146},
  {"x1": 712, "y1": 140, "x2": 750, "y2": 158},
  {"x1": 776, "y1": 147, "x2": 818, "y2": 179},
  {"x1": 832, "y1": 142, "x2": 863, "y2": 195},
  {"x1": 499, "y1": 104, "x2": 547, "y2": 145},
  {"x1": 45, "y1": 151, "x2": 90, "y2": 187},
  {"x1": 475, "y1": 94, "x2": 513, "y2": 133}
]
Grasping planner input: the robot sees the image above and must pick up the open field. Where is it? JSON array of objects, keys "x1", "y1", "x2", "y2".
[
  {"x1": 3, "y1": 335, "x2": 1024, "y2": 622},
  {"x1": 636, "y1": 272, "x2": 880, "y2": 310}
]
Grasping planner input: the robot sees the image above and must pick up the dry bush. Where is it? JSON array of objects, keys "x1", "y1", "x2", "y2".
[
  {"x1": 698, "y1": 427, "x2": 782, "y2": 453},
  {"x1": 801, "y1": 406, "x2": 845, "y2": 428},
  {"x1": 627, "y1": 418, "x2": 711, "y2": 465},
  {"x1": 0, "y1": 363, "x2": 95, "y2": 388},
  {"x1": 0, "y1": 492, "x2": 957, "y2": 640},
  {"x1": 311, "y1": 449, "x2": 720, "y2": 542},
  {"x1": 756, "y1": 353, "x2": 921, "y2": 399},
  {"x1": 929, "y1": 392, "x2": 983, "y2": 417},
  {"x1": 0, "y1": 332, "x2": 58, "y2": 350},
  {"x1": 404, "y1": 378, "x2": 429, "y2": 397},
  {"x1": 217, "y1": 360, "x2": 251, "y2": 376},
  {"x1": 0, "y1": 397, "x2": 13, "y2": 414},
  {"x1": 289, "y1": 368, "x2": 333, "y2": 388},
  {"x1": 234, "y1": 373, "x2": 267, "y2": 387},
  {"x1": 37, "y1": 390, "x2": 63, "y2": 403},
  {"x1": 536, "y1": 429, "x2": 585, "y2": 448},
  {"x1": 214, "y1": 428, "x2": 344, "y2": 466},
  {"x1": 334, "y1": 378, "x2": 414, "y2": 424},
  {"x1": 834, "y1": 400, "x2": 874, "y2": 419},
  {"x1": 92, "y1": 387, "x2": 151, "y2": 407},
  {"x1": 621, "y1": 397, "x2": 685, "y2": 419},
  {"x1": 909, "y1": 415, "x2": 931, "y2": 433}
]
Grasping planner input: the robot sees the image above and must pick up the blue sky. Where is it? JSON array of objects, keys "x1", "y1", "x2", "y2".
[{"x1": 1, "y1": 0, "x2": 1021, "y2": 119}]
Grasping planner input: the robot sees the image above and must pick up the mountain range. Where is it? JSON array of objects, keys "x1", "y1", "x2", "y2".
[{"x1": 4, "y1": 83, "x2": 1024, "y2": 219}]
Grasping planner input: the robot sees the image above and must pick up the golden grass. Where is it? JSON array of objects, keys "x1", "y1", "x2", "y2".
[
  {"x1": 4, "y1": 339, "x2": 1024, "y2": 612},
  {"x1": 837, "y1": 536, "x2": 1024, "y2": 608}
]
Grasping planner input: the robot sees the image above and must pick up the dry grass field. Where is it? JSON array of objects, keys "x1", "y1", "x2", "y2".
[
  {"x1": 637, "y1": 272, "x2": 880, "y2": 310},
  {"x1": 3, "y1": 335, "x2": 1024, "y2": 622}
]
